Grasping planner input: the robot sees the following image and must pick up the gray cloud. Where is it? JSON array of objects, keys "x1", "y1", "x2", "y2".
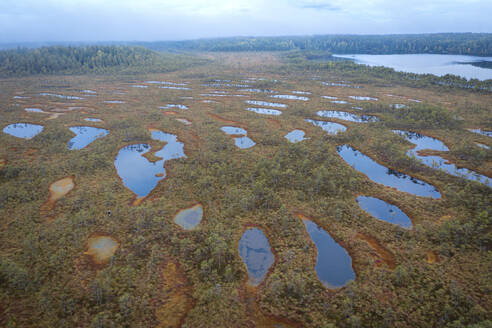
[{"x1": 0, "y1": 0, "x2": 490, "y2": 43}]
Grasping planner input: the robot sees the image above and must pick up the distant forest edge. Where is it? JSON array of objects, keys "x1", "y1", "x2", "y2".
[
  {"x1": 133, "y1": 33, "x2": 492, "y2": 56},
  {"x1": 2, "y1": 33, "x2": 492, "y2": 56},
  {"x1": 0, "y1": 46, "x2": 207, "y2": 77}
]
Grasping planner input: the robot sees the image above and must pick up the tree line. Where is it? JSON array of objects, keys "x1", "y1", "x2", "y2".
[
  {"x1": 136, "y1": 33, "x2": 492, "y2": 56},
  {"x1": 0, "y1": 45, "x2": 206, "y2": 77}
]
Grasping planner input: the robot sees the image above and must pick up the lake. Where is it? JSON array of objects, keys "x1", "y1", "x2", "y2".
[{"x1": 333, "y1": 54, "x2": 492, "y2": 80}]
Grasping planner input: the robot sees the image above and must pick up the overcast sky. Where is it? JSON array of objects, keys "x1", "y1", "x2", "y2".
[{"x1": 0, "y1": 0, "x2": 491, "y2": 42}]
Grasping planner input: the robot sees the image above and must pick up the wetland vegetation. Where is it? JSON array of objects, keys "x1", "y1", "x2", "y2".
[{"x1": 0, "y1": 38, "x2": 491, "y2": 328}]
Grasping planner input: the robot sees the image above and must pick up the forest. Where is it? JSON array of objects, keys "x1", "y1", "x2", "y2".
[
  {"x1": 135, "y1": 33, "x2": 492, "y2": 56},
  {"x1": 0, "y1": 46, "x2": 207, "y2": 77}
]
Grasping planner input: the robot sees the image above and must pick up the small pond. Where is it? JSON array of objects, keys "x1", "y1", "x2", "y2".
[
  {"x1": 42, "y1": 177, "x2": 75, "y2": 211},
  {"x1": 302, "y1": 218, "x2": 355, "y2": 288},
  {"x1": 337, "y1": 145, "x2": 441, "y2": 198},
  {"x1": 221, "y1": 126, "x2": 255, "y2": 149},
  {"x1": 160, "y1": 104, "x2": 189, "y2": 110},
  {"x1": 245, "y1": 100, "x2": 287, "y2": 108},
  {"x1": 238, "y1": 228, "x2": 275, "y2": 286},
  {"x1": 246, "y1": 107, "x2": 282, "y2": 116},
  {"x1": 393, "y1": 130, "x2": 491, "y2": 186},
  {"x1": 174, "y1": 204, "x2": 203, "y2": 230},
  {"x1": 25, "y1": 108, "x2": 45, "y2": 113},
  {"x1": 84, "y1": 118, "x2": 103, "y2": 122},
  {"x1": 104, "y1": 100, "x2": 125, "y2": 104},
  {"x1": 145, "y1": 81, "x2": 188, "y2": 86},
  {"x1": 234, "y1": 136, "x2": 256, "y2": 149},
  {"x1": 159, "y1": 86, "x2": 191, "y2": 90},
  {"x1": 85, "y1": 236, "x2": 119, "y2": 265},
  {"x1": 271, "y1": 95, "x2": 309, "y2": 101},
  {"x1": 305, "y1": 119, "x2": 346, "y2": 135},
  {"x1": 176, "y1": 118, "x2": 192, "y2": 125},
  {"x1": 221, "y1": 126, "x2": 247, "y2": 136},
  {"x1": 317, "y1": 110, "x2": 379, "y2": 123},
  {"x1": 285, "y1": 130, "x2": 307, "y2": 143},
  {"x1": 469, "y1": 129, "x2": 492, "y2": 138},
  {"x1": 356, "y1": 196, "x2": 412, "y2": 228},
  {"x1": 40, "y1": 93, "x2": 84, "y2": 100},
  {"x1": 348, "y1": 96, "x2": 378, "y2": 101},
  {"x1": 322, "y1": 81, "x2": 361, "y2": 89},
  {"x1": 68, "y1": 126, "x2": 109, "y2": 150},
  {"x1": 240, "y1": 88, "x2": 277, "y2": 93},
  {"x1": 3, "y1": 123, "x2": 44, "y2": 139},
  {"x1": 49, "y1": 177, "x2": 75, "y2": 203},
  {"x1": 114, "y1": 130, "x2": 186, "y2": 198}
]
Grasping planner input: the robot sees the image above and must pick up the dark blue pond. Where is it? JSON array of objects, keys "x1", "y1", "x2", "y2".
[
  {"x1": 114, "y1": 130, "x2": 186, "y2": 197},
  {"x1": 356, "y1": 196, "x2": 412, "y2": 228},
  {"x1": 303, "y1": 219, "x2": 355, "y2": 288},
  {"x1": 238, "y1": 228, "x2": 275, "y2": 286},
  {"x1": 68, "y1": 126, "x2": 109, "y2": 150},
  {"x1": 393, "y1": 130, "x2": 491, "y2": 187},
  {"x1": 337, "y1": 145, "x2": 441, "y2": 198},
  {"x1": 3, "y1": 123, "x2": 44, "y2": 139}
]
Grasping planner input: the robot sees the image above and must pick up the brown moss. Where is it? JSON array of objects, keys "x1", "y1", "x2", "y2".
[
  {"x1": 356, "y1": 233, "x2": 396, "y2": 270},
  {"x1": 426, "y1": 251, "x2": 439, "y2": 264},
  {"x1": 156, "y1": 260, "x2": 194, "y2": 328},
  {"x1": 207, "y1": 113, "x2": 242, "y2": 125}
]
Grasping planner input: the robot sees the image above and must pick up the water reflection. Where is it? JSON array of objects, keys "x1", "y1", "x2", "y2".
[
  {"x1": 238, "y1": 228, "x2": 274, "y2": 286},
  {"x1": 337, "y1": 145, "x2": 441, "y2": 198}
]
